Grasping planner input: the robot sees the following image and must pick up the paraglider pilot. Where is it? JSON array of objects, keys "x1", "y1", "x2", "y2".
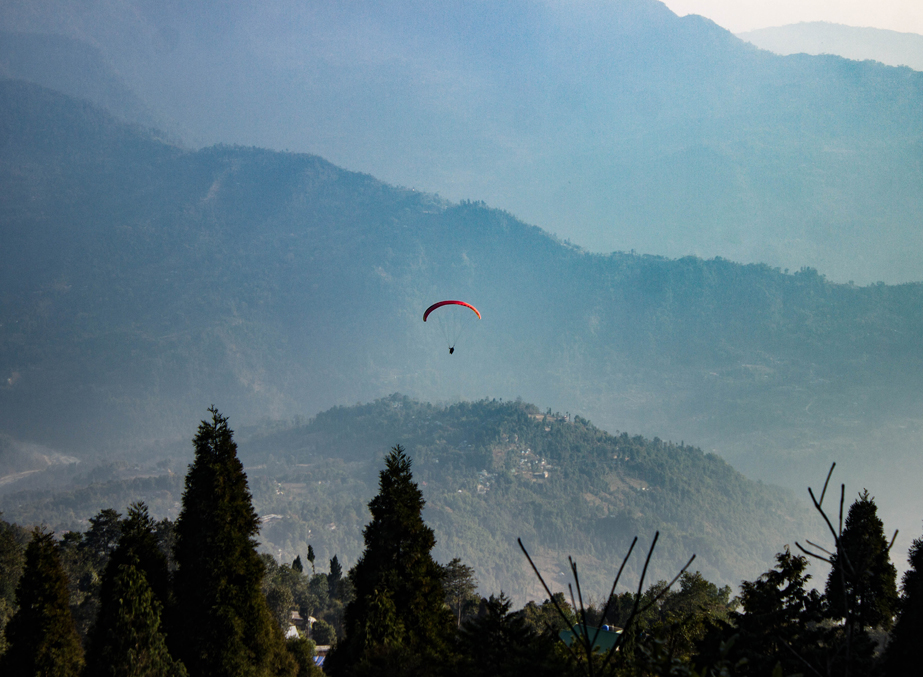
[{"x1": 423, "y1": 300, "x2": 480, "y2": 356}]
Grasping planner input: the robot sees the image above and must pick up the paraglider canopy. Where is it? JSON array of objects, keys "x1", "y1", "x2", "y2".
[
  {"x1": 423, "y1": 300, "x2": 480, "y2": 354},
  {"x1": 422, "y1": 300, "x2": 481, "y2": 322}
]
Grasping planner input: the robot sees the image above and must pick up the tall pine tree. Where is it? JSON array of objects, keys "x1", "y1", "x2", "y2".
[
  {"x1": 825, "y1": 489, "x2": 898, "y2": 631},
  {"x1": 327, "y1": 555, "x2": 343, "y2": 599},
  {"x1": 0, "y1": 529, "x2": 84, "y2": 677},
  {"x1": 883, "y1": 529, "x2": 923, "y2": 676},
  {"x1": 170, "y1": 408, "x2": 295, "y2": 677},
  {"x1": 326, "y1": 445, "x2": 454, "y2": 676},
  {"x1": 306, "y1": 545, "x2": 315, "y2": 575}
]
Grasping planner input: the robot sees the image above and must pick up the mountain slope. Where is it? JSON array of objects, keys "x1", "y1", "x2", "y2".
[
  {"x1": 0, "y1": 80, "x2": 920, "y2": 558},
  {"x1": 2, "y1": 1, "x2": 923, "y2": 282},
  {"x1": 0, "y1": 31, "x2": 172, "y2": 137}
]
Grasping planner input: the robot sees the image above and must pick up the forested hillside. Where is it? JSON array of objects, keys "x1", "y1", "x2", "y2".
[
  {"x1": 0, "y1": 396, "x2": 815, "y2": 601},
  {"x1": 1, "y1": 78, "x2": 920, "y2": 549},
  {"x1": 2, "y1": 406, "x2": 915, "y2": 677}
]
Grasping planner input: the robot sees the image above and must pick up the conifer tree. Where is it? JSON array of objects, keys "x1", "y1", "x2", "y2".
[
  {"x1": 170, "y1": 408, "x2": 296, "y2": 677},
  {"x1": 454, "y1": 593, "x2": 562, "y2": 677},
  {"x1": 88, "y1": 561, "x2": 186, "y2": 677},
  {"x1": 697, "y1": 548, "x2": 827, "y2": 676},
  {"x1": 825, "y1": 490, "x2": 898, "y2": 631},
  {"x1": 327, "y1": 555, "x2": 342, "y2": 599},
  {"x1": 883, "y1": 530, "x2": 923, "y2": 676},
  {"x1": 442, "y1": 558, "x2": 478, "y2": 628},
  {"x1": 84, "y1": 508, "x2": 123, "y2": 564},
  {"x1": 326, "y1": 445, "x2": 454, "y2": 675},
  {"x1": 0, "y1": 515, "x2": 29, "y2": 657},
  {"x1": 105, "y1": 504, "x2": 169, "y2": 611},
  {"x1": 86, "y1": 503, "x2": 178, "y2": 677},
  {"x1": 0, "y1": 529, "x2": 84, "y2": 677},
  {"x1": 57, "y1": 508, "x2": 124, "y2": 643}
]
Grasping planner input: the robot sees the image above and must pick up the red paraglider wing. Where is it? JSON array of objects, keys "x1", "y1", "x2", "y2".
[{"x1": 423, "y1": 300, "x2": 481, "y2": 322}]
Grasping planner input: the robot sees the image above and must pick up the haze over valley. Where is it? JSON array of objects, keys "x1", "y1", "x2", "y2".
[{"x1": 2, "y1": 0, "x2": 923, "y2": 604}]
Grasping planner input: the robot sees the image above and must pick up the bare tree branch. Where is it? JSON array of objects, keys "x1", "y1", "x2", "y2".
[
  {"x1": 804, "y1": 539, "x2": 834, "y2": 558},
  {"x1": 818, "y1": 462, "x2": 836, "y2": 506},
  {"x1": 520, "y1": 530, "x2": 696, "y2": 677},
  {"x1": 887, "y1": 530, "x2": 899, "y2": 554}
]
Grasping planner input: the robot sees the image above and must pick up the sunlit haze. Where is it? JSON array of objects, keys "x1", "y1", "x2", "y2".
[{"x1": 661, "y1": 0, "x2": 923, "y2": 34}]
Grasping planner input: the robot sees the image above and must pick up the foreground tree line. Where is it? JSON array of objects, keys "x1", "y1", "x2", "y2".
[{"x1": 1, "y1": 410, "x2": 922, "y2": 676}]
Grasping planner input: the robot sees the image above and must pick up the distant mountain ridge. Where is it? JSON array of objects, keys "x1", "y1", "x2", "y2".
[
  {"x1": 0, "y1": 31, "x2": 174, "y2": 139},
  {"x1": 2, "y1": 1, "x2": 923, "y2": 283},
  {"x1": 738, "y1": 22, "x2": 923, "y2": 72},
  {"x1": 1, "y1": 79, "x2": 921, "y2": 560}
]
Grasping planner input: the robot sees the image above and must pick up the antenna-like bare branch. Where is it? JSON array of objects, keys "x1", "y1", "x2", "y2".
[
  {"x1": 794, "y1": 541, "x2": 832, "y2": 564},
  {"x1": 818, "y1": 462, "x2": 836, "y2": 506},
  {"x1": 804, "y1": 539, "x2": 834, "y2": 558},
  {"x1": 887, "y1": 530, "x2": 899, "y2": 554},
  {"x1": 519, "y1": 534, "x2": 695, "y2": 677}
]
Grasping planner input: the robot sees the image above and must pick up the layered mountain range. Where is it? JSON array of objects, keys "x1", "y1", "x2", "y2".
[
  {"x1": 1, "y1": 78, "x2": 921, "y2": 562},
  {"x1": 739, "y1": 22, "x2": 923, "y2": 72},
  {"x1": 2, "y1": 0, "x2": 922, "y2": 283}
]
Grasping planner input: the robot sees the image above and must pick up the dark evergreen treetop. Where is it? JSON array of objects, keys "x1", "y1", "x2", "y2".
[
  {"x1": 112, "y1": 503, "x2": 169, "y2": 604},
  {"x1": 825, "y1": 489, "x2": 898, "y2": 631},
  {"x1": 0, "y1": 528, "x2": 84, "y2": 677},
  {"x1": 85, "y1": 502, "x2": 173, "y2": 677},
  {"x1": 697, "y1": 549, "x2": 827, "y2": 676},
  {"x1": 0, "y1": 515, "x2": 29, "y2": 656},
  {"x1": 329, "y1": 445, "x2": 454, "y2": 674},
  {"x1": 454, "y1": 593, "x2": 563, "y2": 677},
  {"x1": 84, "y1": 508, "x2": 123, "y2": 565},
  {"x1": 327, "y1": 555, "x2": 343, "y2": 599},
  {"x1": 883, "y1": 529, "x2": 923, "y2": 677},
  {"x1": 307, "y1": 545, "x2": 316, "y2": 574},
  {"x1": 171, "y1": 408, "x2": 295, "y2": 677}
]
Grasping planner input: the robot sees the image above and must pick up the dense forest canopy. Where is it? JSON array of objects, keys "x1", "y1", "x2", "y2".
[{"x1": 0, "y1": 410, "x2": 918, "y2": 677}]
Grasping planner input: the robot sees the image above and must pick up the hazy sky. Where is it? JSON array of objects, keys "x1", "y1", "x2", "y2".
[{"x1": 661, "y1": 0, "x2": 923, "y2": 35}]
